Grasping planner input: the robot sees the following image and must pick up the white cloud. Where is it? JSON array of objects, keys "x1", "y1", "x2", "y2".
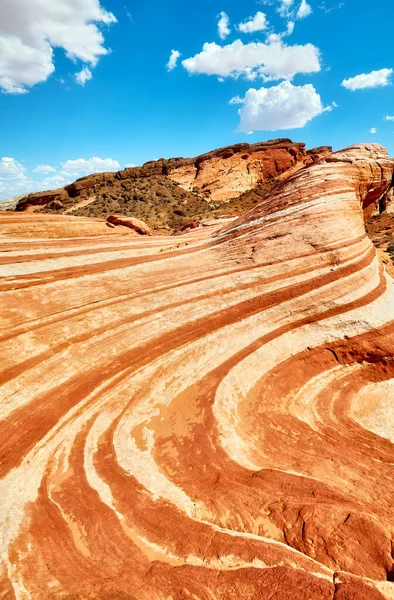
[
  {"x1": 0, "y1": 0, "x2": 116, "y2": 94},
  {"x1": 318, "y1": 1, "x2": 344, "y2": 12},
  {"x1": 265, "y1": 20, "x2": 295, "y2": 43},
  {"x1": 0, "y1": 155, "x2": 123, "y2": 200},
  {"x1": 286, "y1": 21, "x2": 295, "y2": 35},
  {"x1": 75, "y1": 67, "x2": 92, "y2": 86},
  {"x1": 166, "y1": 49, "x2": 181, "y2": 71},
  {"x1": 238, "y1": 12, "x2": 268, "y2": 34},
  {"x1": 385, "y1": 115, "x2": 394, "y2": 121},
  {"x1": 341, "y1": 68, "x2": 393, "y2": 91},
  {"x1": 262, "y1": 0, "x2": 297, "y2": 18},
  {"x1": 0, "y1": 175, "x2": 72, "y2": 200},
  {"x1": 124, "y1": 163, "x2": 136, "y2": 168},
  {"x1": 0, "y1": 157, "x2": 26, "y2": 180},
  {"x1": 42, "y1": 174, "x2": 67, "y2": 184},
  {"x1": 296, "y1": 0, "x2": 312, "y2": 18},
  {"x1": 370, "y1": 127, "x2": 377, "y2": 134},
  {"x1": 229, "y1": 95, "x2": 244, "y2": 105},
  {"x1": 0, "y1": 157, "x2": 38, "y2": 200},
  {"x1": 182, "y1": 39, "x2": 321, "y2": 81},
  {"x1": 61, "y1": 157, "x2": 121, "y2": 175},
  {"x1": 275, "y1": 0, "x2": 296, "y2": 17},
  {"x1": 33, "y1": 164, "x2": 57, "y2": 174},
  {"x1": 0, "y1": 179, "x2": 40, "y2": 201},
  {"x1": 217, "y1": 12, "x2": 230, "y2": 40},
  {"x1": 233, "y1": 80, "x2": 329, "y2": 132},
  {"x1": 260, "y1": 0, "x2": 312, "y2": 20}
]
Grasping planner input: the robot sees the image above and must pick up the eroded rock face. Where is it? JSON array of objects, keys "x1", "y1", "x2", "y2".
[
  {"x1": 16, "y1": 187, "x2": 71, "y2": 212},
  {"x1": 1, "y1": 144, "x2": 394, "y2": 599},
  {"x1": 168, "y1": 141, "x2": 332, "y2": 202}
]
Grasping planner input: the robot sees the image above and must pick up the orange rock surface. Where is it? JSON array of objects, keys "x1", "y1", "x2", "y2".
[
  {"x1": 15, "y1": 139, "x2": 332, "y2": 216},
  {"x1": 1, "y1": 144, "x2": 394, "y2": 599},
  {"x1": 0, "y1": 212, "x2": 134, "y2": 239},
  {"x1": 168, "y1": 141, "x2": 331, "y2": 202},
  {"x1": 106, "y1": 214, "x2": 152, "y2": 235}
]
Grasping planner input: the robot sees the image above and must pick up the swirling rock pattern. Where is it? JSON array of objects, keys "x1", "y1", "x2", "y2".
[{"x1": 1, "y1": 144, "x2": 394, "y2": 599}]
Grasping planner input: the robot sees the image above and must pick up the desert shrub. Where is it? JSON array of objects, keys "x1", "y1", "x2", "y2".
[{"x1": 387, "y1": 243, "x2": 394, "y2": 257}]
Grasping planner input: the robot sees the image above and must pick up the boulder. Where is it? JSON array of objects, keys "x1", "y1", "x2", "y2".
[{"x1": 106, "y1": 214, "x2": 152, "y2": 235}]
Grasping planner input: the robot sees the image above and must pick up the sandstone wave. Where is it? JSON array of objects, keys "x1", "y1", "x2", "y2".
[{"x1": 1, "y1": 144, "x2": 394, "y2": 599}]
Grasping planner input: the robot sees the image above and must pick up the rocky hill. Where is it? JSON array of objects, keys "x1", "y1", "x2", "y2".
[
  {"x1": 15, "y1": 139, "x2": 332, "y2": 233},
  {"x1": 2, "y1": 144, "x2": 394, "y2": 599},
  {"x1": 0, "y1": 195, "x2": 25, "y2": 211}
]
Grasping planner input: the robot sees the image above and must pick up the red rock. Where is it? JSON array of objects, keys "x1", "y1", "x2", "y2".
[
  {"x1": 106, "y1": 214, "x2": 152, "y2": 235},
  {"x1": 1, "y1": 143, "x2": 394, "y2": 600},
  {"x1": 15, "y1": 140, "x2": 333, "y2": 216},
  {"x1": 16, "y1": 188, "x2": 69, "y2": 211},
  {"x1": 168, "y1": 140, "x2": 333, "y2": 202},
  {"x1": 65, "y1": 172, "x2": 116, "y2": 197}
]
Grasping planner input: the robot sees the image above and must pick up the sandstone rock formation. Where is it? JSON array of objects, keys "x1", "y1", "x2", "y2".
[
  {"x1": 169, "y1": 140, "x2": 331, "y2": 201},
  {"x1": 14, "y1": 140, "x2": 332, "y2": 233},
  {"x1": 0, "y1": 212, "x2": 134, "y2": 239},
  {"x1": 381, "y1": 186, "x2": 394, "y2": 213},
  {"x1": 106, "y1": 214, "x2": 152, "y2": 235},
  {"x1": 1, "y1": 144, "x2": 394, "y2": 599}
]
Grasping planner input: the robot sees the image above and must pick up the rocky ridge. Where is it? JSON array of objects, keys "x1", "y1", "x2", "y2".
[{"x1": 14, "y1": 139, "x2": 332, "y2": 232}]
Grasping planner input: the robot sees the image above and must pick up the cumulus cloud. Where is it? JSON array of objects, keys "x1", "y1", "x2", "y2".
[
  {"x1": 124, "y1": 163, "x2": 136, "y2": 168},
  {"x1": 218, "y1": 12, "x2": 231, "y2": 40},
  {"x1": 341, "y1": 68, "x2": 393, "y2": 91},
  {"x1": 0, "y1": 0, "x2": 116, "y2": 94},
  {"x1": 0, "y1": 155, "x2": 122, "y2": 201},
  {"x1": 61, "y1": 157, "x2": 121, "y2": 175},
  {"x1": 166, "y1": 49, "x2": 181, "y2": 71},
  {"x1": 75, "y1": 67, "x2": 93, "y2": 86},
  {"x1": 233, "y1": 80, "x2": 329, "y2": 132},
  {"x1": 0, "y1": 157, "x2": 26, "y2": 180},
  {"x1": 238, "y1": 12, "x2": 268, "y2": 34},
  {"x1": 0, "y1": 157, "x2": 37, "y2": 200},
  {"x1": 182, "y1": 39, "x2": 321, "y2": 81},
  {"x1": 41, "y1": 174, "x2": 70, "y2": 187},
  {"x1": 33, "y1": 164, "x2": 57, "y2": 174},
  {"x1": 369, "y1": 127, "x2": 377, "y2": 134},
  {"x1": 0, "y1": 179, "x2": 40, "y2": 201},
  {"x1": 275, "y1": 0, "x2": 296, "y2": 17},
  {"x1": 296, "y1": 0, "x2": 312, "y2": 18}
]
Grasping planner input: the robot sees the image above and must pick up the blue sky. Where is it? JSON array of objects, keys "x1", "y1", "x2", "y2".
[{"x1": 0, "y1": 0, "x2": 393, "y2": 200}]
